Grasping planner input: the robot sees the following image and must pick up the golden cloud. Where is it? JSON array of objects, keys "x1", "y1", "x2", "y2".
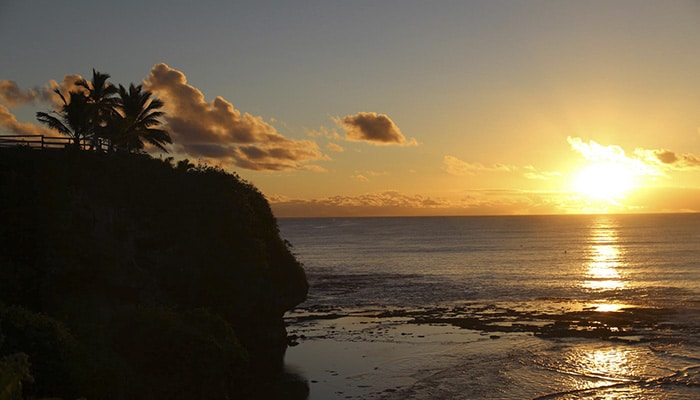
[
  {"x1": 352, "y1": 174, "x2": 369, "y2": 182},
  {"x1": 523, "y1": 165, "x2": 561, "y2": 180},
  {"x1": 326, "y1": 142, "x2": 344, "y2": 152},
  {"x1": 0, "y1": 81, "x2": 39, "y2": 106},
  {"x1": 0, "y1": 104, "x2": 54, "y2": 136},
  {"x1": 567, "y1": 136, "x2": 700, "y2": 176},
  {"x1": 0, "y1": 75, "x2": 84, "y2": 136},
  {"x1": 144, "y1": 63, "x2": 325, "y2": 171},
  {"x1": 0, "y1": 76, "x2": 83, "y2": 108},
  {"x1": 634, "y1": 148, "x2": 700, "y2": 170},
  {"x1": 443, "y1": 155, "x2": 514, "y2": 176},
  {"x1": 268, "y1": 189, "x2": 568, "y2": 217}
]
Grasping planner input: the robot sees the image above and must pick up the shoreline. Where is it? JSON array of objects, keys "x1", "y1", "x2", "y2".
[
  {"x1": 283, "y1": 303, "x2": 700, "y2": 399},
  {"x1": 285, "y1": 313, "x2": 492, "y2": 399}
]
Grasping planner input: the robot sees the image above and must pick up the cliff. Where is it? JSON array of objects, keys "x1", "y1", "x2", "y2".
[{"x1": 0, "y1": 147, "x2": 308, "y2": 399}]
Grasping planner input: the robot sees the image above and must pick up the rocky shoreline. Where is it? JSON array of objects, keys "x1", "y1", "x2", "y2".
[
  {"x1": 287, "y1": 301, "x2": 686, "y2": 344},
  {"x1": 284, "y1": 301, "x2": 700, "y2": 399}
]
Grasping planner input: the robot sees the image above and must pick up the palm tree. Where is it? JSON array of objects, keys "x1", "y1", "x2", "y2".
[
  {"x1": 112, "y1": 83, "x2": 171, "y2": 153},
  {"x1": 76, "y1": 69, "x2": 118, "y2": 150},
  {"x1": 36, "y1": 89, "x2": 93, "y2": 148}
]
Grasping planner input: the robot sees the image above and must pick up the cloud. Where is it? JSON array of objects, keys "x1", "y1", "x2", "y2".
[
  {"x1": 569, "y1": 136, "x2": 700, "y2": 175},
  {"x1": 523, "y1": 165, "x2": 561, "y2": 180},
  {"x1": 634, "y1": 148, "x2": 700, "y2": 170},
  {"x1": 269, "y1": 189, "x2": 570, "y2": 217},
  {"x1": 269, "y1": 183, "x2": 700, "y2": 217},
  {"x1": 352, "y1": 174, "x2": 369, "y2": 182},
  {"x1": 350, "y1": 169, "x2": 391, "y2": 182},
  {"x1": 443, "y1": 157, "x2": 559, "y2": 181},
  {"x1": 0, "y1": 76, "x2": 83, "y2": 137},
  {"x1": 0, "y1": 81, "x2": 39, "y2": 106},
  {"x1": 325, "y1": 191, "x2": 443, "y2": 208},
  {"x1": 326, "y1": 142, "x2": 344, "y2": 152},
  {"x1": 567, "y1": 136, "x2": 663, "y2": 177},
  {"x1": 567, "y1": 136, "x2": 630, "y2": 163},
  {"x1": 338, "y1": 112, "x2": 416, "y2": 146},
  {"x1": 443, "y1": 155, "x2": 514, "y2": 176},
  {"x1": 0, "y1": 104, "x2": 55, "y2": 135},
  {"x1": 0, "y1": 76, "x2": 83, "y2": 108},
  {"x1": 144, "y1": 63, "x2": 325, "y2": 171},
  {"x1": 307, "y1": 125, "x2": 341, "y2": 140},
  {"x1": 270, "y1": 191, "x2": 451, "y2": 217}
]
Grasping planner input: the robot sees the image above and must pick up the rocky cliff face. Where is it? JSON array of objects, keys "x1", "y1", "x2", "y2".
[{"x1": 0, "y1": 147, "x2": 308, "y2": 399}]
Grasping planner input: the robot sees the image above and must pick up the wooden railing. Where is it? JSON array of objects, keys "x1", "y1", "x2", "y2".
[{"x1": 0, "y1": 134, "x2": 110, "y2": 151}]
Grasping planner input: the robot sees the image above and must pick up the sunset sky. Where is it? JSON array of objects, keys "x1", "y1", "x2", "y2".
[{"x1": 2, "y1": 1, "x2": 700, "y2": 217}]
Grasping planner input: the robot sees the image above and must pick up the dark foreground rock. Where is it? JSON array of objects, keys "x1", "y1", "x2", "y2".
[{"x1": 0, "y1": 147, "x2": 308, "y2": 399}]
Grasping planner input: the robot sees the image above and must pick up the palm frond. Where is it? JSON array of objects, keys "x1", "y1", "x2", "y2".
[
  {"x1": 36, "y1": 112, "x2": 71, "y2": 136},
  {"x1": 144, "y1": 128, "x2": 172, "y2": 152},
  {"x1": 113, "y1": 82, "x2": 171, "y2": 153},
  {"x1": 53, "y1": 88, "x2": 68, "y2": 106}
]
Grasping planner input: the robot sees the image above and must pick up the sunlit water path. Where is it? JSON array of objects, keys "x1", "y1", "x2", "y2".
[{"x1": 279, "y1": 214, "x2": 700, "y2": 399}]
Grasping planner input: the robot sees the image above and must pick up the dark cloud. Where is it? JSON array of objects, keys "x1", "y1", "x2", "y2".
[
  {"x1": 183, "y1": 143, "x2": 233, "y2": 159},
  {"x1": 144, "y1": 63, "x2": 325, "y2": 171},
  {"x1": 339, "y1": 112, "x2": 416, "y2": 145}
]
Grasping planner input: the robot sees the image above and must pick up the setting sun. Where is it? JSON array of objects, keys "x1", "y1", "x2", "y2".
[{"x1": 573, "y1": 162, "x2": 638, "y2": 200}]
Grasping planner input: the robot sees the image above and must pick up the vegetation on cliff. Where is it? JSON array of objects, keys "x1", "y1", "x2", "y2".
[
  {"x1": 0, "y1": 147, "x2": 308, "y2": 399},
  {"x1": 35, "y1": 69, "x2": 171, "y2": 152}
]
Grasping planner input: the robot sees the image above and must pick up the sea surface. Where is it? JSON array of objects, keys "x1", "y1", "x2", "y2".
[{"x1": 278, "y1": 214, "x2": 700, "y2": 399}]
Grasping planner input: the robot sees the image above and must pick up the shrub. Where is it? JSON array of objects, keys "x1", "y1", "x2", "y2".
[
  {"x1": 0, "y1": 305, "x2": 77, "y2": 398},
  {"x1": 110, "y1": 305, "x2": 249, "y2": 400}
]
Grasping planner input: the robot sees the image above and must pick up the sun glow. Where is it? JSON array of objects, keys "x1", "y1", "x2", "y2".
[
  {"x1": 566, "y1": 137, "x2": 666, "y2": 207},
  {"x1": 573, "y1": 162, "x2": 638, "y2": 200}
]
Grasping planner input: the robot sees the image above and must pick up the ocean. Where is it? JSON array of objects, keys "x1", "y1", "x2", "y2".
[{"x1": 278, "y1": 214, "x2": 700, "y2": 399}]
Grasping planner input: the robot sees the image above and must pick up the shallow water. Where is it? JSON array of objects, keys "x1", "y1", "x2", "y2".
[{"x1": 279, "y1": 214, "x2": 700, "y2": 399}]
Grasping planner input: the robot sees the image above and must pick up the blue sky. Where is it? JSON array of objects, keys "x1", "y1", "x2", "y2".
[{"x1": 3, "y1": 1, "x2": 700, "y2": 216}]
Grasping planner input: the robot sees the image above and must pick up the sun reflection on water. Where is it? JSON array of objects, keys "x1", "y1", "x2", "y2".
[
  {"x1": 582, "y1": 218, "x2": 627, "y2": 292},
  {"x1": 590, "y1": 302, "x2": 625, "y2": 312},
  {"x1": 565, "y1": 347, "x2": 647, "y2": 398}
]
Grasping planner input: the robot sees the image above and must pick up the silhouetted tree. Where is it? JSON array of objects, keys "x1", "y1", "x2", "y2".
[
  {"x1": 75, "y1": 69, "x2": 118, "y2": 150},
  {"x1": 36, "y1": 70, "x2": 171, "y2": 153},
  {"x1": 36, "y1": 90, "x2": 93, "y2": 148},
  {"x1": 112, "y1": 83, "x2": 171, "y2": 153}
]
